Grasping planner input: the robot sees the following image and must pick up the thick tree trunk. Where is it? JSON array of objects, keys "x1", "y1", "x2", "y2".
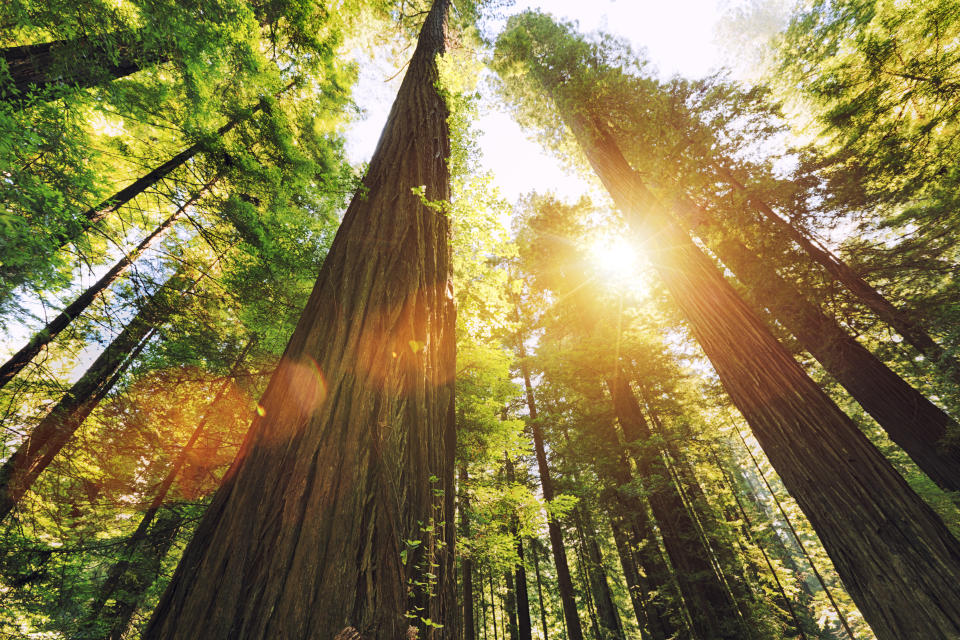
[
  {"x1": 673, "y1": 197, "x2": 960, "y2": 492},
  {"x1": 0, "y1": 272, "x2": 191, "y2": 520},
  {"x1": 575, "y1": 507, "x2": 623, "y2": 639},
  {"x1": 716, "y1": 165, "x2": 960, "y2": 389},
  {"x1": 563, "y1": 110, "x2": 960, "y2": 639},
  {"x1": 0, "y1": 36, "x2": 149, "y2": 102},
  {"x1": 460, "y1": 463, "x2": 476, "y2": 640},
  {"x1": 0, "y1": 182, "x2": 213, "y2": 391},
  {"x1": 142, "y1": 2, "x2": 456, "y2": 638},
  {"x1": 516, "y1": 351, "x2": 585, "y2": 640},
  {"x1": 605, "y1": 375, "x2": 746, "y2": 640}
]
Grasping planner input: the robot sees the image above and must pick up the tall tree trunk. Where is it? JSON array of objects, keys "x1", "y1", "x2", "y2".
[
  {"x1": 733, "y1": 431, "x2": 855, "y2": 640},
  {"x1": 504, "y1": 456, "x2": 533, "y2": 640},
  {"x1": 673, "y1": 197, "x2": 960, "y2": 492},
  {"x1": 715, "y1": 165, "x2": 960, "y2": 389},
  {"x1": 0, "y1": 272, "x2": 192, "y2": 520},
  {"x1": 0, "y1": 36, "x2": 151, "y2": 103},
  {"x1": 561, "y1": 107, "x2": 960, "y2": 639},
  {"x1": 575, "y1": 506, "x2": 624, "y2": 639},
  {"x1": 461, "y1": 463, "x2": 476, "y2": 640},
  {"x1": 605, "y1": 374, "x2": 746, "y2": 640},
  {"x1": 609, "y1": 517, "x2": 654, "y2": 640},
  {"x1": 491, "y1": 571, "x2": 500, "y2": 640},
  {"x1": 706, "y1": 448, "x2": 815, "y2": 640},
  {"x1": 530, "y1": 539, "x2": 550, "y2": 640},
  {"x1": 0, "y1": 182, "x2": 213, "y2": 391},
  {"x1": 142, "y1": 2, "x2": 456, "y2": 638},
  {"x1": 516, "y1": 347, "x2": 586, "y2": 640},
  {"x1": 505, "y1": 572, "x2": 519, "y2": 640},
  {"x1": 75, "y1": 341, "x2": 253, "y2": 639}
]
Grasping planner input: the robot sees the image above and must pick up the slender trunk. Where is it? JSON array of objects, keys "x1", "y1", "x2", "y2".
[
  {"x1": 506, "y1": 571, "x2": 519, "y2": 640},
  {"x1": 576, "y1": 507, "x2": 623, "y2": 639},
  {"x1": 461, "y1": 463, "x2": 476, "y2": 640},
  {"x1": 716, "y1": 165, "x2": 960, "y2": 389},
  {"x1": 491, "y1": 571, "x2": 500, "y2": 640},
  {"x1": 573, "y1": 525, "x2": 601, "y2": 640},
  {"x1": 0, "y1": 36, "x2": 150, "y2": 102},
  {"x1": 481, "y1": 565, "x2": 489, "y2": 640},
  {"x1": 674, "y1": 197, "x2": 960, "y2": 491},
  {"x1": 563, "y1": 109, "x2": 960, "y2": 639},
  {"x1": 143, "y1": 2, "x2": 456, "y2": 637},
  {"x1": 0, "y1": 182, "x2": 213, "y2": 391},
  {"x1": 609, "y1": 517, "x2": 654, "y2": 640},
  {"x1": 516, "y1": 348, "x2": 585, "y2": 640},
  {"x1": 707, "y1": 448, "x2": 814, "y2": 640},
  {"x1": 75, "y1": 341, "x2": 253, "y2": 639},
  {"x1": 530, "y1": 539, "x2": 550, "y2": 640},
  {"x1": 734, "y1": 430, "x2": 856, "y2": 640},
  {"x1": 505, "y1": 456, "x2": 533, "y2": 640},
  {"x1": 605, "y1": 374, "x2": 745, "y2": 639},
  {"x1": 0, "y1": 272, "x2": 192, "y2": 520}
]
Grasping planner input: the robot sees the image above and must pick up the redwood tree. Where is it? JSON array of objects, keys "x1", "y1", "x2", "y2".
[{"x1": 142, "y1": 1, "x2": 457, "y2": 637}]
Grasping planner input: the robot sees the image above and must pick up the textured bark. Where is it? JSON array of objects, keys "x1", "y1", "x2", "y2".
[
  {"x1": 674, "y1": 197, "x2": 960, "y2": 492},
  {"x1": 0, "y1": 36, "x2": 149, "y2": 102},
  {"x1": 460, "y1": 464, "x2": 476, "y2": 640},
  {"x1": 0, "y1": 182, "x2": 212, "y2": 391},
  {"x1": 517, "y1": 352, "x2": 585, "y2": 640},
  {"x1": 0, "y1": 273, "x2": 189, "y2": 521},
  {"x1": 142, "y1": 2, "x2": 455, "y2": 638},
  {"x1": 605, "y1": 375, "x2": 745, "y2": 640},
  {"x1": 567, "y1": 113, "x2": 960, "y2": 639},
  {"x1": 575, "y1": 507, "x2": 623, "y2": 639},
  {"x1": 716, "y1": 165, "x2": 960, "y2": 390}
]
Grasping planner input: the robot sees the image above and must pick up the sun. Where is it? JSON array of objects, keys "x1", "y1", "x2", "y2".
[{"x1": 589, "y1": 235, "x2": 639, "y2": 280}]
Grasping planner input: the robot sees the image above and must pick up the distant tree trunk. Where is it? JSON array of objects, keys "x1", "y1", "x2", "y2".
[
  {"x1": 491, "y1": 571, "x2": 500, "y2": 640},
  {"x1": 530, "y1": 539, "x2": 550, "y2": 640},
  {"x1": 461, "y1": 463, "x2": 476, "y2": 640},
  {"x1": 0, "y1": 181, "x2": 214, "y2": 391},
  {"x1": 504, "y1": 456, "x2": 533, "y2": 640},
  {"x1": 142, "y1": 2, "x2": 456, "y2": 637},
  {"x1": 0, "y1": 272, "x2": 192, "y2": 521},
  {"x1": 505, "y1": 571, "x2": 519, "y2": 640},
  {"x1": 673, "y1": 197, "x2": 960, "y2": 492},
  {"x1": 733, "y1": 431, "x2": 856, "y2": 640},
  {"x1": 575, "y1": 506, "x2": 624, "y2": 639},
  {"x1": 715, "y1": 165, "x2": 960, "y2": 389},
  {"x1": 562, "y1": 108, "x2": 960, "y2": 639},
  {"x1": 605, "y1": 374, "x2": 746, "y2": 640},
  {"x1": 516, "y1": 347, "x2": 585, "y2": 640},
  {"x1": 75, "y1": 340, "x2": 253, "y2": 640},
  {"x1": 0, "y1": 36, "x2": 151, "y2": 103},
  {"x1": 609, "y1": 517, "x2": 654, "y2": 640}
]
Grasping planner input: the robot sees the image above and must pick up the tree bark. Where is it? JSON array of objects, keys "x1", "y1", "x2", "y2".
[
  {"x1": 529, "y1": 539, "x2": 550, "y2": 640},
  {"x1": 0, "y1": 36, "x2": 150, "y2": 103},
  {"x1": 516, "y1": 348, "x2": 585, "y2": 640},
  {"x1": 0, "y1": 182, "x2": 213, "y2": 391},
  {"x1": 142, "y1": 2, "x2": 456, "y2": 637},
  {"x1": 609, "y1": 517, "x2": 654, "y2": 640},
  {"x1": 561, "y1": 107, "x2": 960, "y2": 639},
  {"x1": 605, "y1": 374, "x2": 746, "y2": 640},
  {"x1": 0, "y1": 272, "x2": 191, "y2": 521},
  {"x1": 673, "y1": 196, "x2": 960, "y2": 492},
  {"x1": 504, "y1": 456, "x2": 533, "y2": 640},
  {"x1": 505, "y1": 572, "x2": 519, "y2": 640},
  {"x1": 716, "y1": 165, "x2": 960, "y2": 389}
]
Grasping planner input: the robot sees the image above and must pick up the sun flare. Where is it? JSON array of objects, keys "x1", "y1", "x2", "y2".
[{"x1": 589, "y1": 235, "x2": 639, "y2": 281}]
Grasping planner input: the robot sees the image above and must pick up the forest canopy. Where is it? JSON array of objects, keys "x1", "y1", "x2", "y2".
[{"x1": 1, "y1": 0, "x2": 959, "y2": 639}]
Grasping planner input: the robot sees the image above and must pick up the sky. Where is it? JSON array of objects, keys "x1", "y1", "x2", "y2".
[{"x1": 344, "y1": 0, "x2": 772, "y2": 205}]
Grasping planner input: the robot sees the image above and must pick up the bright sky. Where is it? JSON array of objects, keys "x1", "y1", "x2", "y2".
[{"x1": 345, "y1": 0, "x2": 760, "y2": 204}]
